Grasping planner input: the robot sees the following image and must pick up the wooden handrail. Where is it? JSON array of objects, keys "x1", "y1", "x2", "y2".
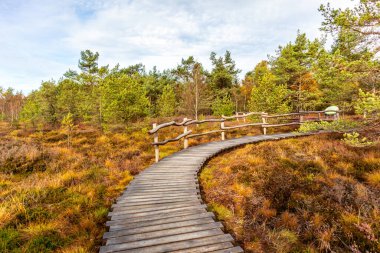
[
  {"x1": 152, "y1": 130, "x2": 192, "y2": 145},
  {"x1": 184, "y1": 118, "x2": 225, "y2": 126},
  {"x1": 222, "y1": 112, "x2": 266, "y2": 120},
  {"x1": 149, "y1": 118, "x2": 193, "y2": 134},
  {"x1": 149, "y1": 110, "x2": 341, "y2": 162}
]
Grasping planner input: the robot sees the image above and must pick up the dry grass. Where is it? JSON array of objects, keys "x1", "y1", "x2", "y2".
[
  {"x1": 0, "y1": 120, "x2": 179, "y2": 252},
  {"x1": 1, "y1": 117, "x2": 264, "y2": 252},
  {"x1": 200, "y1": 129, "x2": 380, "y2": 253}
]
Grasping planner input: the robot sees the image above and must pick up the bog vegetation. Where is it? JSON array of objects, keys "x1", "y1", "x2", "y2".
[
  {"x1": 0, "y1": 1, "x2": 379, "y2": 252},
  {"x1": 200, "y1": 129, "x2": 380, "y2": 252}
]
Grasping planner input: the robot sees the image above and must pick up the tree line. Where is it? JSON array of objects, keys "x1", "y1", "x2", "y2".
[{"x1": 1, "y1": 0, "x2": 379, "y2": 128}]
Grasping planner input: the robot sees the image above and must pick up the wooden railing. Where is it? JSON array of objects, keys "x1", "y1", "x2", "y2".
[{"x1": 149, "y1": 110, "x2": 340, "y2": 162}]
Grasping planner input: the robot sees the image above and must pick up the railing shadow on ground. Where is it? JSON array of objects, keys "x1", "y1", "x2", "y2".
[{"x1": 149, "y1": 110, "x2": 340, "y2": 162}]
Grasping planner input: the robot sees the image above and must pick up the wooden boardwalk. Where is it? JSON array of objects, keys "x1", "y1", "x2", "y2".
[{"x1": 100, "y1": 132, "x2": 305, "y2": 253}]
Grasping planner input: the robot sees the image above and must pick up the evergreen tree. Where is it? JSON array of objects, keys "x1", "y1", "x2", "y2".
[
  {"x1": 208, "y1": 51, "x2": 241, "y2": 93},
  {"x1": 354, "y1": 89, "x2": 380, "y2": 118},
  {"x1": 211, "y1": 94, "x2": 234, "y2": 116},
  {"x1": 20, "y1": 90, "x2": 41, "y2": 127},
  {"x1": 158, "y1": 84, "x2": 176, "y2": 117},
  {"x1": 270, "y1": 33, "x2": 323, "y2": 111},
  {"x1": 78, "y1": 50, "x2": 99, "y2": 74},
  {"x1": 38, "y1": 81, "x2": 58, "y2": 125},
  {"x1": 319, "y1": 0, "x2": 379, "y2": 54},
  {"x1": 249, "y1": 63, "x2": 290, "y2": 113},
  {"x1": 102, "y1": 74, "x2": 150, "y2": 123}
]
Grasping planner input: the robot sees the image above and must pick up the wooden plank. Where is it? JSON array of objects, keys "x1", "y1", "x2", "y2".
[
  {"x1": 111, "y1": 201, "x2": 202, "y2": 213},
  {"x1": 112, "y1": 199, "x2": 202, "y2": 208},
  {"x1": 100, "y1": 234, "x2": 235, "y2": 253},
  {"x1": 106, "y1": 212, "x2": 215, "y2": 229},
  {"x1": 126, "y1": 186, "x2": 199, "y2": 191},
  {"x1": 99, "y1": 229, "x2": 226, "y2": 253},
  {"x1": 127, "y1": 189, "x2": 200, "y2": 195},
  {"x1": 105, "y1": 222, "x2": 223, "y2": 243},
  {"x1": 129, "y1": 183, "x2": 197, "y2": 188},
  {"x1": 109, "y1": 205, "x2": 207, "y2": 218},
  {"x1": 112, "y1": 200, "x2": 201, "y2": 210},
  {"x1": 116, "y1": 193, "x2": 200, "y2": 202},
  {"x1": 122, "y1": 190, "x2": 200, "y2": 196},
  {"x1": 106, "y1": 218, "x2": 218, "y2": 239},
  {"x1": 117, "y1": 195, "x2": 200, "y2": 202},
  {"x1": 116, "y1": 196, "x2": 201, "y2": 204},
  {"x1": 128, "y1": 182, "x2": 198, "y2": 187},
  {"x1": 109, "y1": 207, "x2": 207, "y2": 221},
  {"x1": 131, "y1": 179, "x2": 198, "y2": 184}
]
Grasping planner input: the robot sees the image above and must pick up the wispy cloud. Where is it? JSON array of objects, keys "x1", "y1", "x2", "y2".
[{"x1": 0, "y1": 0, "x2": 357, "y2": 92}]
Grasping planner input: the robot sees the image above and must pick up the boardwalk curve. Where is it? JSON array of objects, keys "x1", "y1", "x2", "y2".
[{"x1": 100, "y1": 132, "x2": 309, "y2": 253}]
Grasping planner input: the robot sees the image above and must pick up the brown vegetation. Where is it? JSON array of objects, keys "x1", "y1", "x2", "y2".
[
  {"x1": 0, "y1": 120, "x2": 179, "y2": 252},
  {"x1": 200, "y1": 128, "x2": 380, "y2": 252}
]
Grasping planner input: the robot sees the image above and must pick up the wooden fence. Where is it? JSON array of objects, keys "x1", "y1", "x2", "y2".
[{"x1": 149, "y1": 110, "x2": 340, "y2": 162}]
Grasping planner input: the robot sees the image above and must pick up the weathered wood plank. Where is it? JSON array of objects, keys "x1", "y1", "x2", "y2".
[
  {"x1": 112, "y1": 199, "x2": 202, "y2": 208},
  {"x1": 105, "y1": 222, "x2": 223, "y2": 244},
  {"x1": 106, "y1": 218, "x2": 218, "y2": 238},
  {"x1": 118, "y1": 191, "x2": 199, "y2": 199},
  {"x1": 112, "y1": 202, "x2": 204, "y2": 211},
  {"x1": 116, "y1": 196, "x2": 201, "y2": 205},
  {"x1": 108, "y1": 205, "x2": 207, "y2": 218},
  {"x1": 106, "y1": 212, "x2": 215, "y2": 229},
  {"x1": 100, "y1": 234, "x2": 234, "y2": 253},
  {"x1": 110, "y1": 208, "x2": 207, "y2": 222},
  {"x1": 111, "y1": 201, "x2": 202, "y2": 213},
  {"x1": 99, "y1": 229, "x2": 226, "y2": 253}
]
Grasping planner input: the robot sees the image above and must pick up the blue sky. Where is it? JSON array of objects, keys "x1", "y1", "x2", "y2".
[{"x1": 0, "y1": 0, "x2": 357, "y2": 93}]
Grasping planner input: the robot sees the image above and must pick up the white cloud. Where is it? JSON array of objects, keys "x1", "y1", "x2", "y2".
[{"x1": 0, "y1": 0, "x2": 358, "y2": 93}]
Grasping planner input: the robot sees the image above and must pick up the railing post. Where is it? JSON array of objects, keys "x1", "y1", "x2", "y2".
[
  {"x1": 299, "y1": 114, "x2": 304, "y2": 123},
  {"x1": 318, "y1": 112, "x2": 321, "y2": 121},
  {"x1": 183, "y1": 118, "x2": 189, "y2": 149},
  {"x1": 153, "y1": 123, "x2": 159, "y2": 163},
  {"x1": 262, "y1": 114, "x2": 267, "y2": 135},
  {"x1": 221, "y1": 121, "x2": 225, "y2": 140}
]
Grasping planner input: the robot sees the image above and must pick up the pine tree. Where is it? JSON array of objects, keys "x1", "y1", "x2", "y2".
[
  {"x1": 249, "y1": 63, "x2": 290, "y2": 113},
  {"x1": 158, "y1": 85, "x2": 176, "y2": 117},
  {"x1": 61, "y1": 112, "x2": 74, "y2": 148},
  {"x1": 212, "y1": 94, "x2": 234, "y2": 116}
]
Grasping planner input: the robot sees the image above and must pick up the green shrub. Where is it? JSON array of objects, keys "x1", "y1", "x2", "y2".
[
  {"x1": 354, "y1": 89, "x2": 380, "y2": 118},
  {"x1": 0, "y1": 228, "x2": 21, "y2": 252},
  {"x1": 212, "y1": 95, "x2": 234, "y2": 116},
  {"x1": 343, "y1": 132, "x2": 373, "y2": 147},
  {"x1": 25, "y1": 233, "x2": 63, "y2": 253},
  {"x1": 297, "y1": 120, "x2": 360, "y2": 133}
]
